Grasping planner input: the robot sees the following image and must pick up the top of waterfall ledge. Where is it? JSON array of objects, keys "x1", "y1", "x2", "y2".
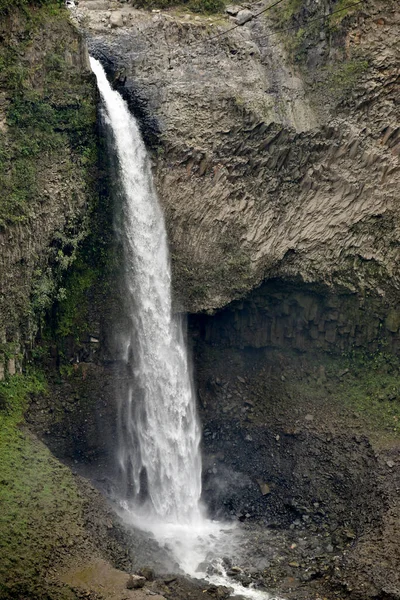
[{"x1": 71, "y1": 0, "x2": 228, "y2": 31}]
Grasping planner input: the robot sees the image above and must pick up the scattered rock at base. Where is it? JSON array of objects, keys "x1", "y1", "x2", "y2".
[
  {"x1": 207, "y1": 584, "x2": 232, "y2": 598},
  {"x1": 257, "y1": 480, "x2": 271, "y2": 496},
  {"x1": 126, "y1": 574, "x2": 146, "y2": 589},
  {"x1": 138, "y1": 566, "x2": 155, "y2": 581},
  {"x1": 216, "y1": 586, "x2": 231, "y2": 599},
  {"x1": 164, "y1": 576, "x2": 177, "y2": 584}
]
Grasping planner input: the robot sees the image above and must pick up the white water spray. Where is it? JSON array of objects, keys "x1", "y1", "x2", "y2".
[
  {"x1": 90, "y1": 57, "x2": 202, "y2": 523},
  {"x1": 90, "y1": 57, "x2": 280, "y2": 600}
]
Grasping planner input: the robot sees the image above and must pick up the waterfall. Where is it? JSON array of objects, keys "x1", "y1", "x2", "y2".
[
  {"x1": 90, "y1": 57, "x2": 202, "y2": 524},
  {"x1": 90, "y1": 58, "x2": 279, "y2": 600}
]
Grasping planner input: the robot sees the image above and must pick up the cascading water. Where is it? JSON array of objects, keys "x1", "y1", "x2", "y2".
[
  {"x1": 90, "y1": 57, "x2": 202, "y2": 524},
  {"x1": 90, "y1": 57, "x2": 280, "y2": 600}
]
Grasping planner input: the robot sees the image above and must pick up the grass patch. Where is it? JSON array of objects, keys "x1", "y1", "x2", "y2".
[
  {"x1": 0, "y1": 371, "x2": 85, "y2": 598},
  {"x1": 332, "y1": 350, "x2": 400, "y2": 439},
  {"x1": 285, "y1": 349, "x2": 400, "y2": 446},
  {"x1": 0, "y1": 0, "x2": 63, "y2": 17}
]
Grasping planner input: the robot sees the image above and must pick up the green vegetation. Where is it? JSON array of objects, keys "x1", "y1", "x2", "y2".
[
  {"x1": 272, "y1": 0, "x2": 302, "y2": 25},
  {"x1": 329, "y1": 0, "x2": 362, "y2": 26},
  {"x1": 0, "y1": 0, "x2": 99, "y2": 340},
  {"x1": 323, "y1": 58, "x2": 369, "y2": 99},
  {"x1": 56, "y1": 256, "x2": 98, "y2": 340},
  {"x1": 0, "y1": 0, "x2": 59, "y2": 17},
  {"x1": 334, "y1": 350, "x2": 400, "y2": 440},
  {"x1": 270, "y1": 0, "x2": 361, "y2": 28},
  {"x1": 268, "y1": 0, "x2": 369, "y2": 108},
  {"x1": 0, "y1": 371, "x2": 84, "y2": 598},
  {"x1": 285, "y1": 348, "x2": 400, "y2": 446},
  {"x1": 269, "y1": 0, "x2": 366, "y2": 71},
  {"x1": 52, "y1": 143, "x2": 114, "y2": 348},
  {"x1": 0, "y1": 17, "x2": 97, "y2": 229}
]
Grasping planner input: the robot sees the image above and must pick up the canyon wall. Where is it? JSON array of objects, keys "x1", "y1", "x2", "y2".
[
  {"x1": 66, "y1": 3, "x2": 400, "y2": 598},
  {"x1": 1, "y1": 0, "x2": 400, "y2": 598}
]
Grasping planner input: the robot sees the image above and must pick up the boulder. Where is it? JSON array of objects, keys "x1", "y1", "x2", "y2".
[
  {"x1": 225, "y1": 4, "x2": 242, "y2": 15},
  {"x1": 235, "y1": 9, "x2": 253, "y2": 25},
  {"x1": 110, "y1": 11, "x2": 124, "y2": 27},
  {"x1": 138, "y1": 566, "x2": 155, "y2": 581},
  {"x1": 126, "y1": 574, "x2": 146, "y2": 589}
]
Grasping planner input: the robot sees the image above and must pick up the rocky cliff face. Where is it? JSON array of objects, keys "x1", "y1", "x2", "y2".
[
  {"x1": 57, "y1": 3, "x2": 400, "y2": 599},
  {"x1": 0, "y1": 3, "x2": 97, "y2": 374},
  {"x1": 0, "y1": 5, "x2": 109, "y2": 599},
  {"x1": 76, "y1": 0, "x2": 399, "y2": 316}
]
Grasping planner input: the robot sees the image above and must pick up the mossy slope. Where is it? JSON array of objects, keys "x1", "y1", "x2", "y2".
[{"x1": 0, "y1": 373, "x2": 86, "y2": 599}]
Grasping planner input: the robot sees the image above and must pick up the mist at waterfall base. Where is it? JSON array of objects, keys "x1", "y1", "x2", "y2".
[{"x1": 90, "y1": 57, "x2": 279, "y2": 600}]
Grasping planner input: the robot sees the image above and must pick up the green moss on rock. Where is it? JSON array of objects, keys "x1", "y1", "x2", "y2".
[
  {"x1": 284, "y1": 349, "x2": 400, "y2": 445},
  {"x1": 0, "y1": 1, "x2": 99, "y2": 346},
  {"x1": 269, "y1": 0, "x2": 369, "y2": 105},
  {"x1": 0, "y1": 9, "x2": 96, "y2": 228},
  {"x1": 0, "y1": 0, "x2": 59, "y2": 17}
]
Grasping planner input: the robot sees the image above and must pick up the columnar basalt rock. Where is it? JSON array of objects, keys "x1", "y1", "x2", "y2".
[
  {"x1": 191, "y1": 279, "x2": 400, "y2": 354},
  {"x1": 76, "y1": 0, "x2": 399, "y2": 315}
]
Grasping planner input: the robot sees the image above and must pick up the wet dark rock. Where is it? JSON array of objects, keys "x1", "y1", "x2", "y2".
[
  {"x1": 138, "y1": 566, "x2": 155, "y2": 580},
  {"x1": 216, "y1": 586, "x2": 232, "y2": 599},
  {"x1": 126, "y1": 574, "x2": 146, "y2": 589}
]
